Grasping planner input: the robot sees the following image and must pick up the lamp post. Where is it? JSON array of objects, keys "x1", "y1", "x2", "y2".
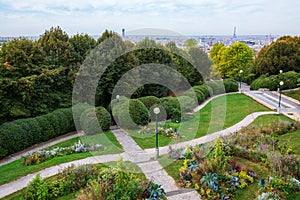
[
  {"x1": 153, "y1": 107, "x2": 160, "y2": 159},
  {"x1": 239, "y1": 69, "x2": 243, "y2": 93},
  {"x1": 278, "y1": 81, "x2": 284, "y2": 113},
  {"x1": 116, "y1": 95, "x2": 120, "y2": 102}
]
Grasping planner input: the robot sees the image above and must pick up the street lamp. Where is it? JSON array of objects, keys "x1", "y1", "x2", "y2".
[
  {"x1": 153, "y1": 107, "x2": 160, "y2": 159},
  {"x1": 278, "y1": 81, "x2": 284, "y2": 113},
  {"x1": 239, "y1": 69, "x2": 243, "y2": 93},
  {"x1": 116, "y1": 95, "x2": 120, "y2": 102}
]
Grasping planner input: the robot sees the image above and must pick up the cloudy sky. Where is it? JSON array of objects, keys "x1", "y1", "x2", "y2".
[{"x1": 0, "y1": 0, "x2": 299, "y2": 36}]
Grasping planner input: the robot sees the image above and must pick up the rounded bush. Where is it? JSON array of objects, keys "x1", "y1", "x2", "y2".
[
  {"x1": 80, "y1": 106, "x2": 111, "y2": 134},
  {"x1": 72, "y1": 103, "x2": 92, "y2": 130},
  {"x1": 193, "y1": 85, "x2": 212, "y2": 100},
  {"x1": 43, "y1": 113, "x2": 60, "y2": 136},
  {"x1": 108, "y1": 96, "x2": 129, "y2": 114},
  {"x1": 117, "y1": 99, "x2": 149, "y2": 129},
  {"x1": 160, "y1": 96, "x2": 180, "y2": 120},
  {"x1": 177, "y1": 96, "x2": 197, "y2": 113},
  {"x1": 191, "y1": 87, "x2": 206, "y2": 104},
  {"x1": 0, "y1": 122, "x2": 26, "y2": 156},
  {"x1": 35, "y1": 116, "x2": 54, "y2": 142},
  {"x1": 223, "y1": 79, "x2": 238, "y2": 92},
  {"x1": 52, "y1": 110, "x2": 70, "y2": 135},
  {"x1": 57, "y1": 108, "x2": 75, "y2": 131},
  {"x1": 206, "y1": 81, "x2": 224, "y2": 95},
  {"x1": 138, "y1": 96, "x2": 161, "y2": 109}
]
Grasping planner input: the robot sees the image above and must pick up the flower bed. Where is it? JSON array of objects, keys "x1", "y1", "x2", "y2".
[
  {"x1": 138, "y1": 124, "x2": 183, "y2": 139},
  {"x1": 23, "y1": 140, "x2": 104, "y2": 166},
  {"x1": 176, "y1": 139, "x2": 257, "y2": 199},
  {"x1": 24, "y1": 161, "x2": 166, "y2": 200}
]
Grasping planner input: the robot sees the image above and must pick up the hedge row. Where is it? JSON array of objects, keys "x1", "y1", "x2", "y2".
[
  {"x1": 250, "y1": 71, "x2": 300, "y2": 91},
  {"x1": 0, "y1": 107, "x2": 75, "y2": 159},
  {"x1": 0, "y1": 104, "x2": 112, "y2": 159}
]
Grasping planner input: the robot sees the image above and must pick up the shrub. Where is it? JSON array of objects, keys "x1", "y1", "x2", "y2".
[
  {"x1": 26, "y1": 174, "x2": 51, "y2": 200},
  {"x1": 0, "y1": 122, "x2": 26, "y2": 156},
  {"x1": 72, "y1": 103, "x2": 92, "y2": 130},
  {"x1": 206, "y1": 80, "x2": 225, "y2": 95},
  {"x1": 52, "y1": 110, "x2": 70, "y2": 135},
  {"x1": 160, "y1": 96, "x2": 180, "y2": 121},
  {"x1": 223, "y1": 79, "x2": 239, "y2": 92},
  {"x1": 35, "y1": 116, "x2": 55, "y2": 142},
  {"x1": 57, "y1": 108, "x2": 75, "y2": 131},
  {"x1": 138, "y1": 96, "x2": 161, "y2": 110},
  {"x1": 193, "y1": 85, "x2": 212, "y2": 100},
  {"x1": 43, "y1": 113, "x2": 60, "y2": 136},
  {"x1": 177, "y1": 96, "x2": 197, "y2": 113},
  {"x1": 117, "y1": 99, "x2": 149, "y2": 129},
  {"x1": 80, "y1": 106, "x2": 111, "y2": 134}
]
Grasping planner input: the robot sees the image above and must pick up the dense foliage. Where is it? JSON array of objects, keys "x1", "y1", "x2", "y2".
[
  {"x1": 250, "y1": 71, "x2": 300, "y2": 90},
  {"x1": 0, "y1": 27, "x2": 212, "y2": 125},
  {"x1": 80, "y1": 106, "x2": 111, "y2": 135},
  {"x1": 24, "y1": 162, "x2": 166, "y2": 200},
  {"x1": 255, "y1": 36, "x2": 300, "y2": 76},
  {"x1": 0, "y1": 107, "x2": 75, "y2": 159},
  {"x1": 210, "y1": 42, "x2": 254, "y2": 79}
]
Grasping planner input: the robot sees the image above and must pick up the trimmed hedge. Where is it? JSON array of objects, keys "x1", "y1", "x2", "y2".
[
  {"x1": 72, "y1": 103, "x2": 92, "y2": 130},
  {"x1": 0, "y1": 107, "x2": 76, "y2": 159},
  {"x1": 138, "y1": 96, "x2": 161, "y2": 110},
  {"x1": 80, "y1": 106, "x2": 111, "y2": 135},
  {"x1": 223, "y1": 79, "x2": 239, "y2": 93},
  {"x1": 250, "y1": 71, "x2": 300, "y2": 91},
  {"x1": 160, "y1": 96, "x2": 181, "y2": 122},
  {"x1": 117, "y1": 99, "x2": 149, "y2": 129}
]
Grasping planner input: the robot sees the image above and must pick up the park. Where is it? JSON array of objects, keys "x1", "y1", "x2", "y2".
[{"x1": 0, "y1": 28, "x2": 299, "y2": 199}]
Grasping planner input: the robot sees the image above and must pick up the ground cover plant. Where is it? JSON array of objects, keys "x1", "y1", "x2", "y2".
[
  {"x1": 162, "y1": 116, "x2": 300, "y2": 199},
  {"x1": 4, "y1": 160, "x2": 166, "y2": 200},
  {"x1": 0, "y1": 132, "x2": 123, "y2": 185}
]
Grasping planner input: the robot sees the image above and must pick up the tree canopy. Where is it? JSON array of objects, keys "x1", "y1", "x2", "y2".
[
  {"x1": 255, "y1": 36, "x2": 300, "y2": 75},
  {"x1": 210, "y1": 42, "x2": 254, "y2": 78}
]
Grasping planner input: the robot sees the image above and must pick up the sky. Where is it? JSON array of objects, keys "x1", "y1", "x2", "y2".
[{"x1": 0, "y1": 0, "x2": 299, "y2": 36}]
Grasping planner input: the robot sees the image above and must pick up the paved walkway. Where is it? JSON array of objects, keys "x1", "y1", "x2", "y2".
[
  {"x1": 0, "y1": 131, "x2": 85, "y2": 167},
  {"x1": 1, "y1": 86, "x2": 299, "y2": 199}
]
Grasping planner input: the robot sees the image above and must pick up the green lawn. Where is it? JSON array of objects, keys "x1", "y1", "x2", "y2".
[
  {"x1": 0, "y1": 132, "x2": 123, "y2": 185},
  {"x1": 283, "y1": 90, "x2": 300, "y2": 101},
  {"x1": 247, "y1": 114, "x2": 300, "y2": 156},
  {"x1": 129, "y1": 94, "x2": 270, "y2": 149}
]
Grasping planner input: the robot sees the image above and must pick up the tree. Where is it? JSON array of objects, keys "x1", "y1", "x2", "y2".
[
  {"x1": 255, "y1": 36, "x2": 300, "y2": 75},
  {"x1": 38, "y1": 26, "x2": 73, "y2": 68},
  {"x1": 70, "y1": 33, "x2": 96, "y2": 66},
  {"x1": 187, "y1": 47, "x2": 212, "y2": 79},
  {"x1": 217, "y1": 42, "x2": 254, "y2": 78},
  {"x1": 184, "y1": 38, "x2": 199, "y2": 50}
]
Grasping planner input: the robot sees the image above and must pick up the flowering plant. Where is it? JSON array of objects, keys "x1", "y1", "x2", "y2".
[{"x1": 23, "y1": 140, "x2": 104, "y2": 166}]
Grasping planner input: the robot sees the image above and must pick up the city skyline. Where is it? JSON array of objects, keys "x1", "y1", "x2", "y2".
[{"x1": 0, "y1": 0, "x2": 299, "y2": 37}]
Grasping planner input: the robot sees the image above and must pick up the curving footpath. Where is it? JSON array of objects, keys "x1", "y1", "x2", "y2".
[
  {"x1": 0, "y1": 110, "x2": 276, "y2": 199},
  {"x1": 2, "y1": 89, "x2": 298, "y2": 199}
]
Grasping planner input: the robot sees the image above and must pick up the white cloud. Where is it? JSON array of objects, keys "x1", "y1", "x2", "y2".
[{"x1": 0, "y1": 0, "x2": 299, "y2": 36}]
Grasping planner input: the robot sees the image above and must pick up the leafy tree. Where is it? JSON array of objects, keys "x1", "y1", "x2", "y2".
[
  {"x1": 184, "y1": 38, "x2": 199, "y2": 50},
  {"x1": 188, "y1": 47, "x2": 212, "y2": 79},
  {"x1": 216, "y1": 42, "x2": 254, "y2": 78},
  {"x1": 255, "y1": 36, "x2": 300, "y2": 75},
  {"x1": 70, "y1": 33, "x2": 96, "y2": 66},
  {"x1": 38, "y1": 26, "x2": 73, "y2": 68}
]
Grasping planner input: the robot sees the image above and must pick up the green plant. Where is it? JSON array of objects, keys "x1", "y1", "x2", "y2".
[
  {"x1": 26, "y1": 174, "x2": 51, "y2": 200},
  {"x1": 147, "y1": 182, "x2": 166, "y2": 200},
  {"x1": 80, "y1": 106, "x2": 111, "y2": 134},
  {"x1": 138, "y1": 96, "x2": 161, "y2": 110},
  {"x1": 117, "y1": 99, "x2": 149, "y2": 129}
]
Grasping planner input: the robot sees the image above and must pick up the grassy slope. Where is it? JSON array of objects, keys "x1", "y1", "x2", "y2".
[
  {"x1": 129, "y1": 94, "x2": 270, "y2": 149},
  {"x1": 283, "y1": 90, "x2": 300, "y2": 101},
  {"x1": 0, "y1": 132, "x2": 123, "y2": 185}
]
